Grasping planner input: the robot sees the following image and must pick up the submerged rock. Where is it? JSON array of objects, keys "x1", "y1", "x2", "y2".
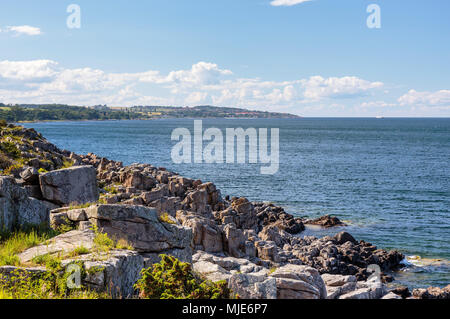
[{"x1": 304, "y1": 215, "x2": 346, "y2": 228}]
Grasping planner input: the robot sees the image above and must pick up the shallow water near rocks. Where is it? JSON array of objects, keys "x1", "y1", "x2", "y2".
[{"x1": 23, "y1": 118, "x2": 450, "y2": 289}]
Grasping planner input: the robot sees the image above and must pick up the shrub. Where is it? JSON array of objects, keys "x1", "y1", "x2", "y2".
[
  {"x1": 135, "y1": 255, "x2": 232, "y2": 299},
  {"x1": 53, "y1": 217, "x2": 77, "y2": 234},
  {"x1": 104, "y1": 185, "x2": 119, "y2": 194},
  {"x1": 0, "y1": 141, "x2": 20, "y2": 159},
  {"x1": 61, "y1": 159, "x2": 74, "y2": 168},
  {"x1": 3, "y1": 163, "x2": 24, "y2": 175},
  {"x1": 159, "y1": 212, "x2": 177, "y2": 224},
  {"x1": 0, "y1": 152, "x2": 13, "y2": 170}
]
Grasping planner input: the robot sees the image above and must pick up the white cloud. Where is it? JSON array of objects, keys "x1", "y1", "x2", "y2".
[
  {"x1": 7, "y1": 59, "x2": 448, "y2": 116},
  {"x1": 1, "y1": 25, "x2": 42, "y2": 36},
  {"x1": 398, "y1": 89, "x2": 450, "y2": 107},
  {"x1": 270, "y1": 0, "x2": 313, "y2": 7},
  {"x1": 301, "y1": 76, "x2": 383, "y2": 100},
  {"x1": 0, "y1": 60, "x2": 58, "y2": 81},
  {"x1": 165, "y1": 62, "x2": 232, "y2": 86},
  {"x1": 360, "y1": 101, "x2": 396, "y2": 108}
]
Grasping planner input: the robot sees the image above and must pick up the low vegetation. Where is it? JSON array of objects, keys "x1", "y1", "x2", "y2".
[
  {"x1": 0, "y1": 103, "x2": 299, "y2": 123},
  {"x1": 159, "y1": 212, "x2": 177, "y2": 224},
  {"x1": 0, "y1": 104, "x2": 141, "y2": 122},
  {"x1": 91, "y1": 225, "x2": 133, "y2": 253},
  {"x1": 0, "y1": 261, "x2": 110, "y2": 299},
  {"x1": 135, "y1": 255, "x2": 232, "y2": 299},
  {"x1": 0, "y1": 225, "x2": 58, "y2": 267}
]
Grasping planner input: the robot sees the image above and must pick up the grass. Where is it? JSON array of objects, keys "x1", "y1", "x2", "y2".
[
  {"x1": 31, "y1": 253, "x2": 61, "y2": 267},
  {"x1": 0, "y1": 225, "x2": 59, "y2": 267},
  {"x1": 91, "y1": 225, "x2": 133, "y2": 253},
  {"x1": 115, "y1": 238, "x2": 133, "y2": 250},
  {"x1": 68, "y1": 202, "x2": 96, "y2": 210},
  {"x1": 70, "y1": 246, "x2": 91, "y2": 257}
]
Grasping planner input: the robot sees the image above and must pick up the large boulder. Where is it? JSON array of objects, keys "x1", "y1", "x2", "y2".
[
  {"x1": 176, "y1": 210, "x2": 223, "y2": 253},
  {"x1": 269, "y1": 264, "x2": 327, "y2": 299},
  {"x1": 192, "y1": 251, "x2": 269, "y2": 283},
  {"x1": 85, "y1": 204, "x2": 193, "y2": 254},
  {"x1": 193, "y1": 260, "x2": 232, "y2": 282},
  {"x1": 228, "y1": 274, "x2": 277, "y2": 299},
  {"x1": 0, "y1": 176, "x2": 56, "y2": 231},
  {"x1": 39, "y1": 166, "x2": 99, "y2": 205},
  {"x1": 339, "y1": 277, "x2": 388, "y2": 299},
  {"x1": 66, "y1": 250, "x2": 144, "y2": 298},
  {"x1": 304, "y1": 215, "x2": 346, "y2": 228},
  {"x1": 412, "y1": 284, "x2": 450, "y2": 299},
  {"x1": 222, "y1": 223, "x2": 246, "y2": 258},
  {"x1": 15, "y1": 235, "x2": 143, "y2": 299},
  {"x1": 321, "y1": 274, "x2": 357, "y2": 299}
]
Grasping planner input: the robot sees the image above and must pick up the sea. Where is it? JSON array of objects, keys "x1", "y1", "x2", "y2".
[{"x1": 23, "y1": 118, "x2": 450, "y2": 289}]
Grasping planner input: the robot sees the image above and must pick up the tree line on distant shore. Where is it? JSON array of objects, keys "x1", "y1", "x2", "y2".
[
  {"x1": 0, "y1": 104, "x2": 142, "y2": 122},
  {"x1": 0, "y1": 103, "x2": 300, "y2": 122}
]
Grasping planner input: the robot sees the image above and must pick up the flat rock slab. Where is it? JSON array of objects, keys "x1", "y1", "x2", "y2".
[
  {"x1": 85, "y1": 204, "x2": 193, "y2": 253},
  {"x1": 18, "y1": 230, "x2": 95, "y2": 263}
]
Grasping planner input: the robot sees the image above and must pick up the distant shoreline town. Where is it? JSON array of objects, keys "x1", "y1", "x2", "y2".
[{"x1": 0, "y1": 103, "x2": 300, "y2": 123}]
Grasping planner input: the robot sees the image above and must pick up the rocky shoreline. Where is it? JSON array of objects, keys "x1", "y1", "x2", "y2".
[{"x1": 0, "y1": 123, "x2": 449, "y2": 299}]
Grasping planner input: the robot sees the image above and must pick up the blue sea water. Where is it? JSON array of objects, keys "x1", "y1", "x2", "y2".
[{"x1": 23, "y1": 118, "x2": 450, "y2": 288}]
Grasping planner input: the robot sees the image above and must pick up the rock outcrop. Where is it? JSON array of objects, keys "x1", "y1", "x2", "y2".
[
  {"x1": 0, "y1": 124, "x2": 422, "y2": 300},
  {"x1": 304, "y1": 215, "x2": 346, "y2": 228},
  {"x1": 39, "y1": 166, "x2": 99, "y2": 205},
  {"x1": 0, "y1": 176, "x2": 57, "y2": 231},
  {"x1": 269, "y1": 264, "x2": 327, "y2": 299},
  {"x1": 412, "y1": 284, "x2": 450, "y2": 299},
  {"x1": 85, "y1": 204, "x2": 193, "y2": 254}
]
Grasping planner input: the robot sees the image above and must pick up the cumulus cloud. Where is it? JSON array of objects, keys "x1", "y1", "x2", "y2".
[
  {"x1": 0, "y1": 60, "x2": 58, "y2": 81},
  {"x1": 1, "y1": 25, "x2": 42, "y2": 36},
  {"x1": 0, "y1": 59, "x2": 391, "y2": 114},
  {"x1": 398, "y1": 89, "x2": 450, "y2": 107},
  {"x1": 165, "y1": 62, "x2": 232, "y2": 86},
  {"x1": 270, "y1": 0, "x2": 313, "y2": 7},
  {"x1": 301, "y1": 76, "x2": 383, "y2": 100}
]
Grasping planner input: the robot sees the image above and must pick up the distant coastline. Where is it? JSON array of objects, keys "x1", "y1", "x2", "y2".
[{"x1": 1, "y1": 103, "x2": 301, "y2": 123}]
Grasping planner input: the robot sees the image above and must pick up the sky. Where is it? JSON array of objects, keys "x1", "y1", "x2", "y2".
[{"x1": 0, "y1": 0, "x2": 449, "y2": 117}]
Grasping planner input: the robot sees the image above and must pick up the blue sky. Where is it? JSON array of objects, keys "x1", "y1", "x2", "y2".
[{"x1": 0, "y1": 0, "x2": 449, "y2": 116}]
